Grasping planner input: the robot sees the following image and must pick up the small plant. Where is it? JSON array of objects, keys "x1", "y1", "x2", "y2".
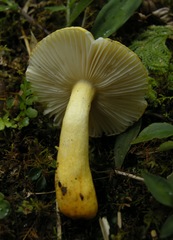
[
  {"x1": 45, "y1": 0, "x2": 93, "y2": 27},
  {"x1": 132, "y1": 122, "x2": 173, "y2": 151},
  {"x1": 17, "y1": 199, "x2": 33, "y2": 215},
  {"x1": 143, "y1": 171, "x2": 173, "y2": 239},
  {"x1": 45, "y1": 0, "x2": 142, "y2": 38},
  {"x1": 28, "y1": 167, "x2": 47, "y2": 191},
  {"x1": 17, "y1": 198, "x2": 52, "y2": 215},
  {"x1": 0, "y1": 79, "x2": 38, "y2": 130},
  {"x1": 130, "y1": 122, "x2": 173, "y2": 238},
  {"x1": 0, "y1": 192, "x2": 11, "y2": 219},
  {"x1": 27, "y1": 147, "x2": 56, "y2": 192}
]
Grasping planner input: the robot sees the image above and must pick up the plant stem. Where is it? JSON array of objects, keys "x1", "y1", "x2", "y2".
[{"x1": 66, "y1": 0, "x2": 70, "y2": 26}]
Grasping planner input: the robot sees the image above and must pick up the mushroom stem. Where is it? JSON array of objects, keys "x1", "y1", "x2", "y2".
[{"x1": 55, "y1": 80, "x2": 98, "y2": 219}]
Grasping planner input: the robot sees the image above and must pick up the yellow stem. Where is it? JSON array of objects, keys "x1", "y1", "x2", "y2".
[{"x1": 55, "y1": 80, "x2": 98, "y2": 219}]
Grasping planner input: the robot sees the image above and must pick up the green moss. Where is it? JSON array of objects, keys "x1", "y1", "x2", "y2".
[
  {"x1": 130, "y1": 25, "x2": 173, "y2": 75},
  {"x1": 130, "y1": 25, "x2": 173, "y2": 108}
]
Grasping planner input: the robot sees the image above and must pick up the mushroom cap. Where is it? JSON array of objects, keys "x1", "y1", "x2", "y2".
[{"x1": 26, "y1": 27, "x2": 148, "y2": 137}]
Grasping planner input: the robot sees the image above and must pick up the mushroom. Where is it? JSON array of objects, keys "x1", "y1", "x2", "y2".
[{"x1": 26, "y1": 27, "x2": 148, "y2": 219}]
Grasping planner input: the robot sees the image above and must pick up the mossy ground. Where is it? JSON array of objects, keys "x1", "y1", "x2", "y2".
[{"x1": 1, "y1": 1, "x2": 173, "y2": 239}]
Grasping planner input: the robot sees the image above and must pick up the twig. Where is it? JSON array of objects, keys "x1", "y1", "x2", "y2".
[
  {"x1": 81, "y1": 8, "x2": 88, "y2": 28},
  {"x1": 19, "y1": 6, "x2": 50, "y2": 35},
  {"x1": 66, "y1": 0, "x2": 71, "y2": 26},
  {"x1": 114, "y1": 169, "x2": 144, "y2": 182},
  {"x1": 22, "y1": 221, "x2": 35, "y2": 240},
  {"x1": 145, "y1": 111, "x2": 173, "y2": 123},
  {"x1": 99, "y1": 216, "x2": 110, "y2": 240},
  {"x1": 117, "y1": 211, "x2": 122, "y2": 229},
  {"x1": 21, "y1": 8, "x2": 50, "y2": 35},
  {"x1": 21, "y1": 28, "x2": 31, "y2": 55},
  {"x1": 26, "y1": 190, "x2": 55, "y2": 198},
  {"x1": 56, "y1": 201, "x2": 62, "y2": 240},
  {"x1": 22, "y1": 0, "x2": 32, "y2": 13}
]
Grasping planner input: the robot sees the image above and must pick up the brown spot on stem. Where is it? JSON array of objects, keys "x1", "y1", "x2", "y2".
[
  {"x1": 61, "y1": 186, "x2": 67, "y2": 195},
  {"x1": 58, "y1": 181, "x2": 62, "y2": 188},
  {"x1": 58, "y1": 181, "x2": 67, "y2": 195},
  {"x1": 79, "y1": 193, "x2": 84, "y2": 201}
]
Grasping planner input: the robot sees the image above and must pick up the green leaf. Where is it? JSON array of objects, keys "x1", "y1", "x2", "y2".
[
  {"x1": 25, "y1": 89, "x2": 33, "y2": 96},
  {"x1": 1, "y1": 114, "x2": 16, "y2": 129},
  {"x1": 160, "y1": 215, "x2": 173, "y2": 238},
  {"x1": 26, "y1": 107, "x2": 38, "y2": 118},
  {"x1": 68, "y1": 0, "x2": 93, "y2": 26},
  {"x1": 0, "y1": 192, "x2": 4, "y2": 201},
  {"x1": 19, "y1": 101, "x2": 26, "y2": 110},
  {"x1": 28, "y1": 168, "x2": 42, "y2": 181},
  {"x1": 114, "y1": 121, "x2": 141, "y2": 168},
  {"x1": 20, "y1": 83, "x2": 25, "y2": 91},
  {"x1": 0, "y1": 0, "x2": 18, "y2": 12},
  {"x1": 17, "y1": 200, "x2": 33, "y2": 215},
  {"x1": 36, "y1": 175, "x2": 47, "y2": 191},
  {"x1": 20, "y1": 80, "x2": 32, "y2": 96},
  {"x1": 0, "y1": 195, "x2": 10, "y2": 219},
  {"x1": 45, "y1": 5, "x2": 66, "y2": 13},
  {"x1": 19, "y1": 117, "x2": 30, "y2": 128},
  {"x1": 6, "y1": 97, "x2": 14, "y2": 109},
  {"x1": 92, "y1": 0, "x2": 142, "y2": 38},
  {"x1": 167, "y1": 172, "x2": 173, "y2": 188},
  {"x1": 158, "y1": 141, "x2": 173, "y2": 152},
  {"x1": 25, "y1": 96, "x2": 38, "y2": 105},
  {"x1": 68, "y1": 0, "x2": 77, "y2": 9},
  {"x1": 132, "y1": 123, "x2": 173, "y2": 144},
  {"x1": 3, "y1": 114, "x2": 14, "y2": 128},
  {"x1": 0, "y1": 5, "x2": 9, "y2": 12},
  {"x1": 0, "y1": 118, "x2": 5, "y2": 130},
  {"x1": 4, "y1": 120, "x2": 13, "y2": 128},
  {"x1": 143, "y1": 171, "x2": 173, "y2": 207}
]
